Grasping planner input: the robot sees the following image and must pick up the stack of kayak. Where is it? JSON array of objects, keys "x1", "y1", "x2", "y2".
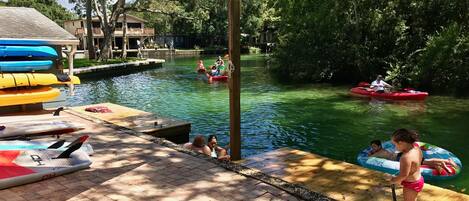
[
  {"x1": 350, "y1": 82, "x2": 428, "y2": 101},
  {"x1": 0, "y1": 117, "x2": 93, "y2": 189},
  {"x1": 357, "y1": 141, "x2": 462, "y2": 180},
  {"x1": 0, "y1": 41, "x2": 80, "y2": 106}
]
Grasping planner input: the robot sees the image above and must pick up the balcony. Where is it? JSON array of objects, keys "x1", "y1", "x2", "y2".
[{"x1": 76, "y1": 27, "x2": 154, "y2": 37}]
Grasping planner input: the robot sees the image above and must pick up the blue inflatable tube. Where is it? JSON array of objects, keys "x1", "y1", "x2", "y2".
[{"x1": 357, "y1": 141, "x2": 462, "y2": 180}]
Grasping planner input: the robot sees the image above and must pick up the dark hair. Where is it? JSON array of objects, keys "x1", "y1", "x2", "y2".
[
  {"x1": 192, "y1": 135, "x2": 206, "y2": 148},
  {"x1": 392, "y1": 128, "x2": 419, "y2": 144},
  {"x1": 370, "y1": 140, "x2": 382, "y2": 147},
  {"x1": 207, "y1": 135, "x2": 217, "y2": 143}
]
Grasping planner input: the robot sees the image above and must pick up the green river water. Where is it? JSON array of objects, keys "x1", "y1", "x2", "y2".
[{"x1": 64, "y1": 54, "x2": 468, "y2": 193}]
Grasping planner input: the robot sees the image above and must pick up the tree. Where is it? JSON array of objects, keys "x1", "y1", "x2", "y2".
[
  {"x1": 268, "y1": 0, "x2": 469, "y2": 96},
  {"x1": 92, "y1": 0, "x2": 125, "y2": 61},
  {"x1": 5, "y1": 0, "x2": 74, "y2": 26},
  {"x1": 85, "y1": 0, "x2": 96, "y2": 59},
  {"x1": 70, "y1": 0, "x2": 97, "y2": 59},
  {"x1": 121, "y1": 13, "x2": 127, "y2": 59}
]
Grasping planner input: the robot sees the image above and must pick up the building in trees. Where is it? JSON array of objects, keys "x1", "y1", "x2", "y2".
[{"x1": 64, "y1": 15, "x2": 154, "y2": 52}]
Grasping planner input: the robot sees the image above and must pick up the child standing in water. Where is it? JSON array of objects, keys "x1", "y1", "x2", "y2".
[{"x1": 390, "y1": 129, "x2": 424, "y2": 201}]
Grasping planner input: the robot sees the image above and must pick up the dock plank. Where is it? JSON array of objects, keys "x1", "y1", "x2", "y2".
[
  {"x1": 68, "y1": 103, "x2": 190, "y2": 143},
  {"x1": 241, "y1": 148, "x2": 469, "y2": 201}
]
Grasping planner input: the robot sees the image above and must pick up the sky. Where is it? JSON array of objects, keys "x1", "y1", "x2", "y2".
[{"x1": 57, "y1": 0, "x2": 75, "y2": 11}]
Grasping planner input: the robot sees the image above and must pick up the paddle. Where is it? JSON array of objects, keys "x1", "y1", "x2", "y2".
[{"x1": 391, "y1": 184, "x2": 397, "y2": 201}]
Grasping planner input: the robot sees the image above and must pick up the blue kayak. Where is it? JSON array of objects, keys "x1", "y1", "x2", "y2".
[
  {"x1": 0, "y1": 60, "x2": 53, "y2": 72},
  {"x1": 0, "y1": 46, "x2": 57, "y2": 58}
]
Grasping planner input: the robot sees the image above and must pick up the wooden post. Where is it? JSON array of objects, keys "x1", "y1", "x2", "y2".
[
  {"x1": 67, "y1": 45, "x2": 77, "y2": 96},
  {"x1": 228, "y1": 0, "x2": 241, "y2": 160}
]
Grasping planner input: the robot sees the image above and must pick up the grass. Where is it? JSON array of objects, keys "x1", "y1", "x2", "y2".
[{"x1": 63, "y1": 58, "x2": 144, "y2": 69}]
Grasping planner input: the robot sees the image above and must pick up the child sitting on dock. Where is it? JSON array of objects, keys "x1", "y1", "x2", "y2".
[
  {"x1": 390, "y1": 129, "x2": 424, "y2": 201},
  {"x1": 207, "y1": 135, "x2": 230, "y2": 161},
  {"x1": 183, "y1": 135, "x2": 211, "y2": 156},
  {"x1": 368, "y1": 140, "x2": 396, "y2": 160}
]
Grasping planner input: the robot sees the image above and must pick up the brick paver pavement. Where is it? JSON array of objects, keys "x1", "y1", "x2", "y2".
[{"x1": 0, "y1": 114, "x2": 300, "y2": 201}]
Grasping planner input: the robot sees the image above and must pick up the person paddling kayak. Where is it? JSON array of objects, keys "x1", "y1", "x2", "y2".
[{"x1": 371, "y1": 75, "x2": 393, "y2": 93}]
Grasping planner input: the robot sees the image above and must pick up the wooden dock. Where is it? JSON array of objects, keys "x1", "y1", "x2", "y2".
[
  {"x1": 241, "y1": 148, "x2": 469, "y2": 201},
  {"x1": 67, "y1": 103, "x2": 190, "y2": 144},
  {"x1": 72, "y1": 59, "x2": 165, "y2": 75}
]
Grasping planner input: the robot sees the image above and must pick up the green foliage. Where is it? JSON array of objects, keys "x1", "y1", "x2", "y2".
[
  {"x1": 270, "y1": 0, "x2": 469, "y2": 95},
  {"x1": 132, "y1": 0, "x2": 265, "y2": 46},
  {"x1": 5, "y1": 0, "x2": 75, "y2": 26},
  {"x1": 415, "y1": 24, "x2": 469, "y2": 96}
]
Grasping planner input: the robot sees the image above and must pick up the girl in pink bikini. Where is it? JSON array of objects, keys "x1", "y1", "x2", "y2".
[{"x1": 390, "y1": 129, "x2": 424, "y2": 201}]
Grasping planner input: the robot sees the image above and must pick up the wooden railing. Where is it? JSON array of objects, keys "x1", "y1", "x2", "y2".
[{"x1": 75, "y1": 27, "x2": 154, "y2": 36}]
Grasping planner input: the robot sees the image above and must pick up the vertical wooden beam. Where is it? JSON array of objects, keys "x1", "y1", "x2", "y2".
[
  {"x1": 228, "y1": 0, "x2": 241, "y2": 160},
  {"x1": 68, "y1": 45, "x2": 77, "y2": 96}
]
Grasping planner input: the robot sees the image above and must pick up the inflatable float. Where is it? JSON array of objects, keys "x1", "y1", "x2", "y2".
[
  {"x1": 0, "y1": 46, "x2": 58, "y2": 58},
  {"x1": 0, "y1": 86, "x2": 60, "y2": 106},
  {"x1": 350, "y1": 82, "x2": 428, "y2": 101},
  {"x1": 0, "y1": 137, "x2": 91, "y2": 189},
  {"x1": 357, "y1": 141, "x2": 462, "y2": 180},
  {"x1": 0, "y1": 73, "x2": 80, "y2": 89}
]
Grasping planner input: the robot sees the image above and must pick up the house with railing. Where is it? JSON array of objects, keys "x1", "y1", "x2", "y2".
[{"x1": 64, "y1": 15, "x2": 154, "y2": 52}]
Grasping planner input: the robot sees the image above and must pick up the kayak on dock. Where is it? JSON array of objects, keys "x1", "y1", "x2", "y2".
[
  {"x1": 357, "y1": 141, "x2": 462, "y2": 180},
  {"x1": 0, "y1": 136, "x2": 94, "y2": 155},
  {"x1": 0, "y1": 73, "x2": 80, "y2": 89},
  {"x1": 0, "y1": 137, "x2": 91, "y2": 189},
  {"x1": 350, "y1": 82, "x2": 428, "y2": 101},
  {"x1": 0, "y1": 60, "x2": 54, "y2": 72},
  {"x1": 0, "y1": 86, "x2": 60, "y2": 107},
  {"x1": 0, "y1": 46, "x2": 58, "y2": 58}
]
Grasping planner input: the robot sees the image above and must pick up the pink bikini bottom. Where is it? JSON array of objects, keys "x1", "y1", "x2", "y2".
[{"x1": 401, "y1": 176, "x2": 424, "y2": 192}]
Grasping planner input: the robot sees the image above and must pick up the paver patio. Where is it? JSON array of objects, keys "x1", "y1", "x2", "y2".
[{"x1": 0, "y1": 112, "x2": 300, "y2": 201}]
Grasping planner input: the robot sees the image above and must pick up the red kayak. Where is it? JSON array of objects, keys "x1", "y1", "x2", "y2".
[
  {"x1": 350, "y1": 83, "x2": 428, "y2": 101},
  {"x1": 209, "y1": 75, "x2": 228, "y2": 81}
]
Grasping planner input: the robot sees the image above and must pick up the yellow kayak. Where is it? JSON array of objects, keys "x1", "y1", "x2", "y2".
[
  {"x1": 0, "y1": 73, "x2": 80, "y2": 89},
  {"x1": 0, "y1": 86, "x2": 60, "y2": 106}
]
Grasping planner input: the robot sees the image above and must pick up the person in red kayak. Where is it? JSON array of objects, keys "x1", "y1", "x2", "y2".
[
  {"x1": 371, "y1": 75, "x2": 393, "y2": 93},
  {"x1": 195, "y1": 60, "x2": 206, "y2": 73}
]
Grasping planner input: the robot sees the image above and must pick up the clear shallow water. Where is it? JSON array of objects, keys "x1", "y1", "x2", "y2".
[{"x1": 64, "y1": 54, "x2": 469, "y2": 193}]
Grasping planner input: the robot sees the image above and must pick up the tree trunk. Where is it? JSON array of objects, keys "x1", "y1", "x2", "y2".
[
  {"x1": 101, "y1": 27, "x2": 113, "y2": 61},
  {"x1": 85, "y1": 0, "x2": 95, "y2": 59},
  {"x1": 93, "y1": 0, "x2": 125, "y2": 61},
  {"x1": 122, "y1": 13, "x2": 127, "y2": 59}
]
